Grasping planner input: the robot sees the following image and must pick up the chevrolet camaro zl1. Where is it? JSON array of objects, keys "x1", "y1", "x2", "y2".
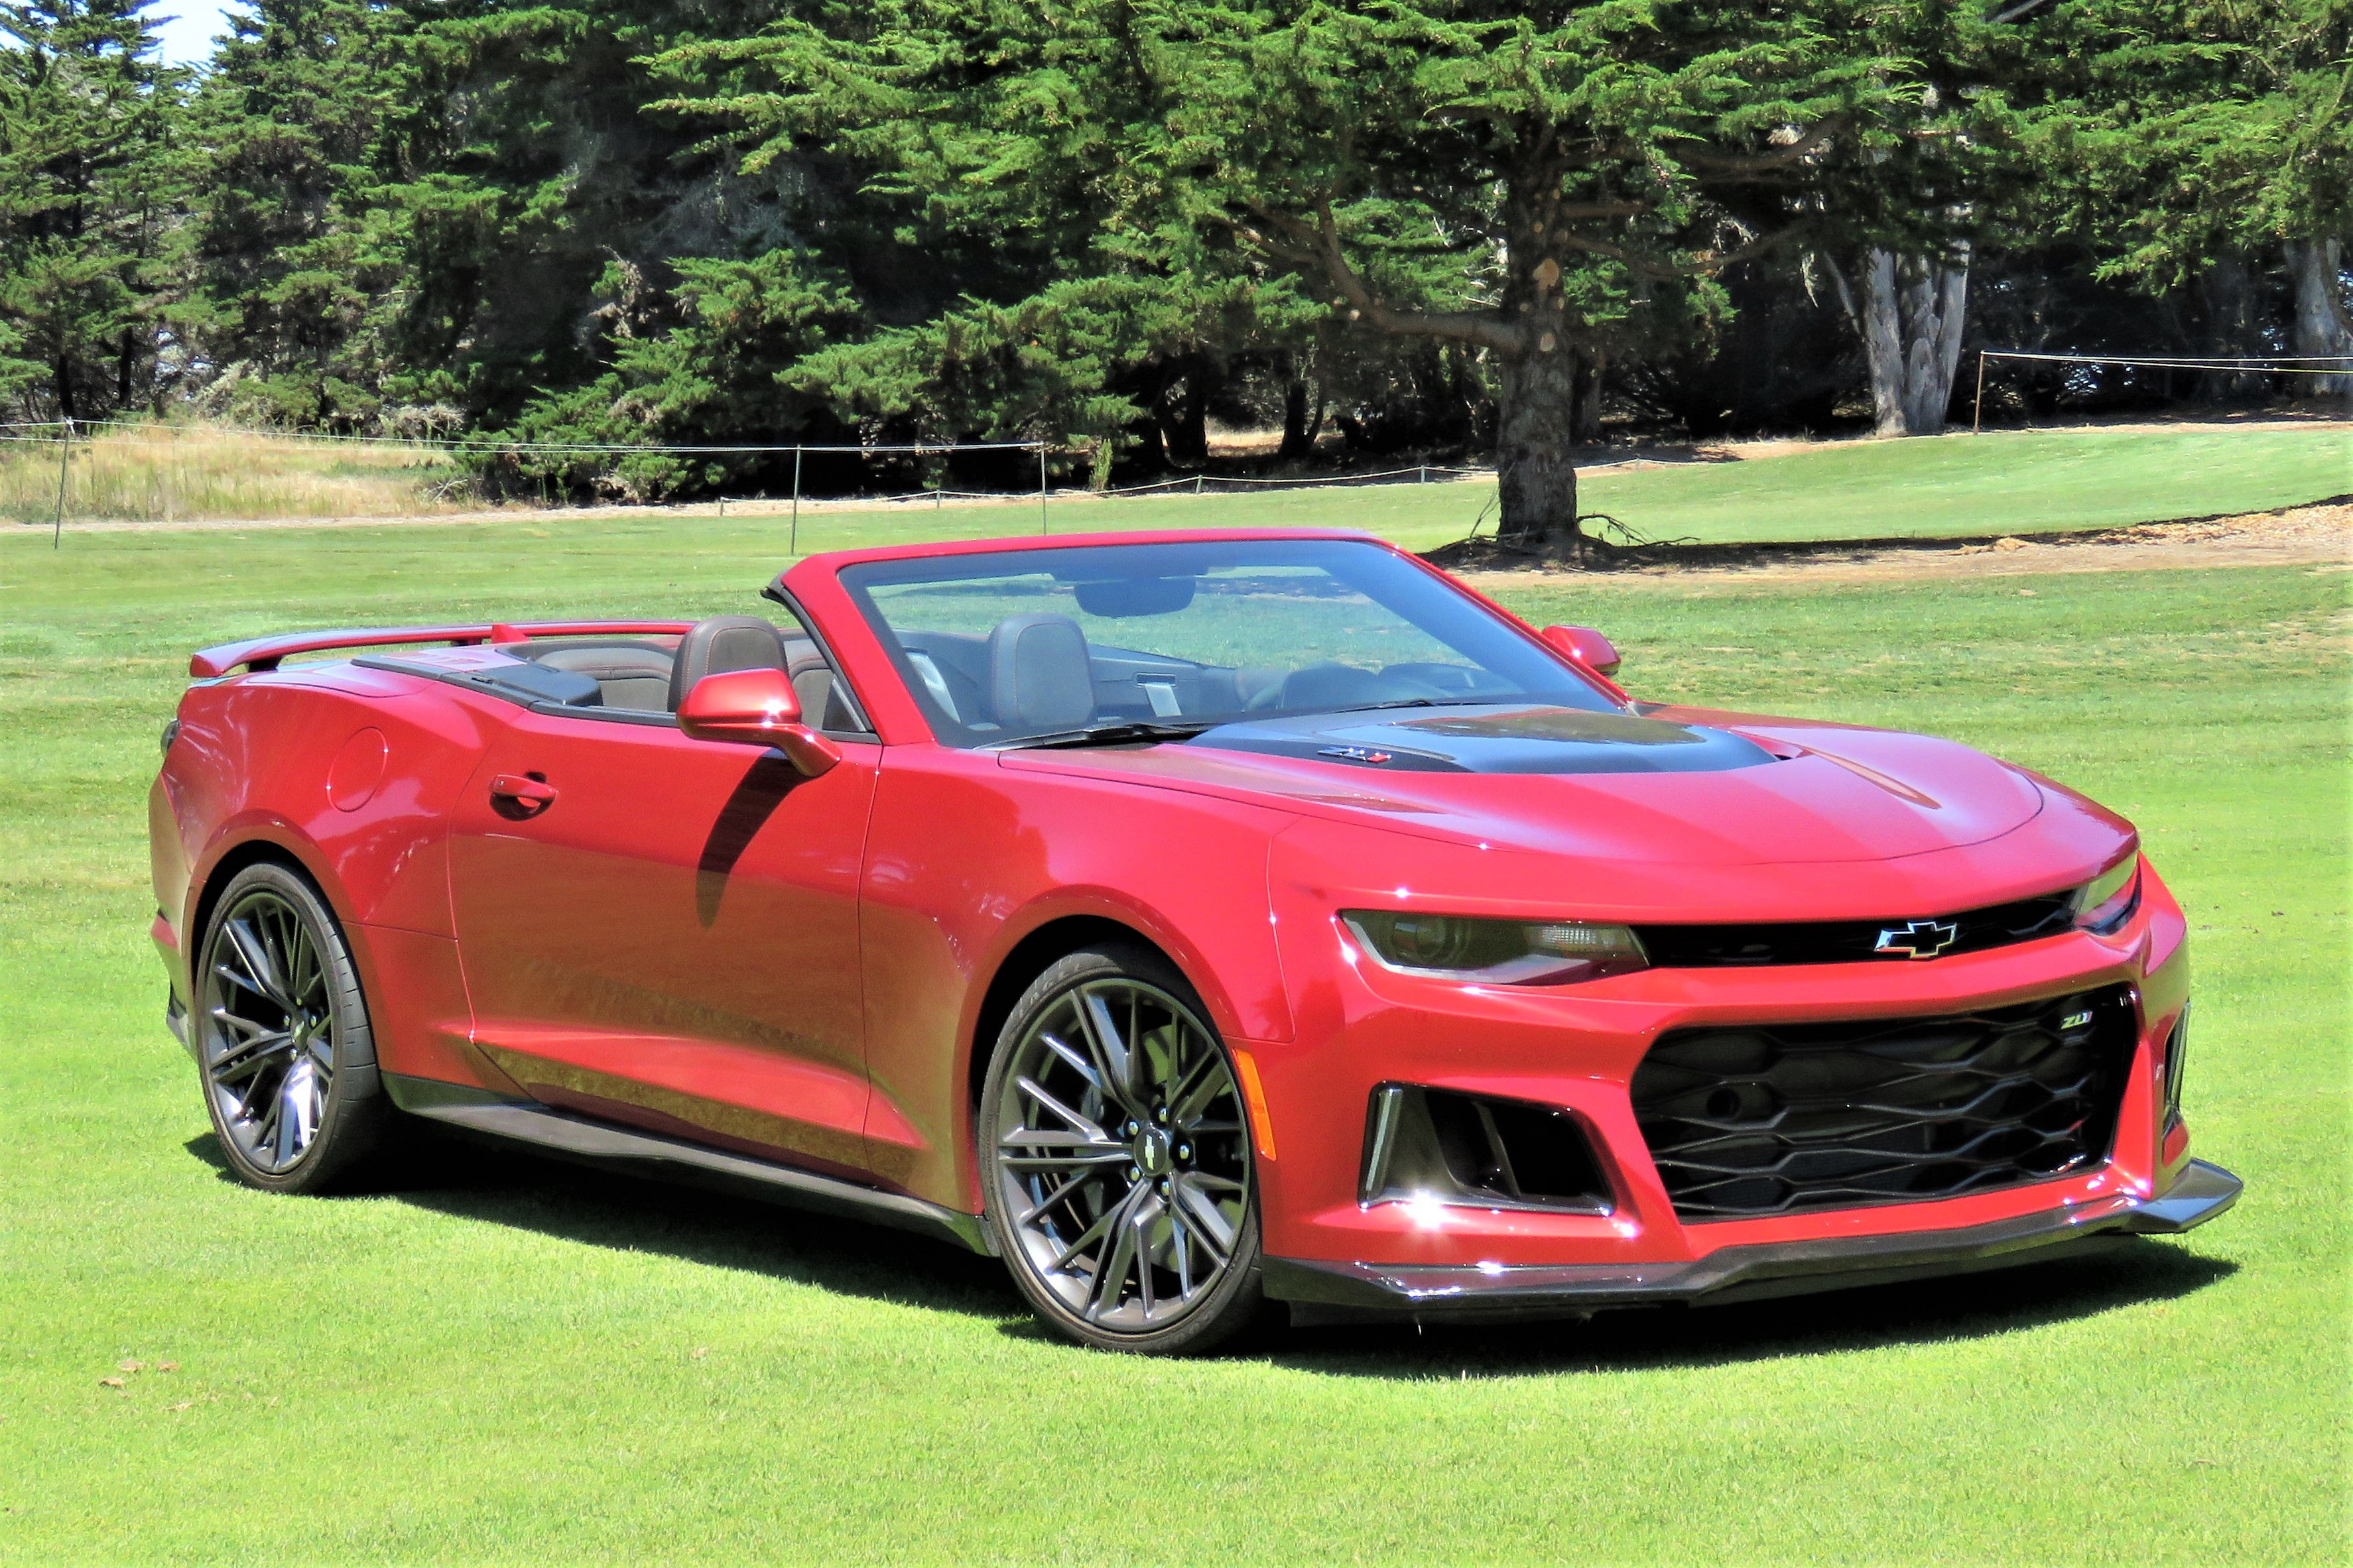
[{"x1": 149, "y1": 528, "x2": 2238, "y2": 1353}]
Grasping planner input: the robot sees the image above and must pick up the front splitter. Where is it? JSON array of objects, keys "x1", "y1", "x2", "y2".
[{"x1": 1263, "y1": 1159, "x2": 2241, "y2": 1324}]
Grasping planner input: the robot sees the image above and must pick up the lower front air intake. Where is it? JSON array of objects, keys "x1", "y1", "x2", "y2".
[
  {"x1": 1630, "y1": 986, "x2": 2135, "y2": 1221},
  {"x1": 1360, "y1": 1085, "x2": 1613, "y2": 1213}
]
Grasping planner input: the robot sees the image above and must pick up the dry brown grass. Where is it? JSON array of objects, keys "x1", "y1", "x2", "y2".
[{"x1": 0, "y1": 423, "x2": 471, "y2": 524}]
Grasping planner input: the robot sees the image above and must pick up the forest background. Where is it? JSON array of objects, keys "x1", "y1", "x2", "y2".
[{"x1": 0, "y1": 0, "x2": 2346, "y2": 546}]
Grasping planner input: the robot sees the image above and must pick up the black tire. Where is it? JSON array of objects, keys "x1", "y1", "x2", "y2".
[
  {"x1": 980, "y1": 943, "x2": 1267, "y2": 1355},
  {"x1": 194, "y1": 861, "x2": 391, "y2": 1193}
]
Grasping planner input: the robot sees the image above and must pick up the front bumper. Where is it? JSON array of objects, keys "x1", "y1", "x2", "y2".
[{"x1": 1264, "y1": 1158, "x2": 2241, "y2": 1323}]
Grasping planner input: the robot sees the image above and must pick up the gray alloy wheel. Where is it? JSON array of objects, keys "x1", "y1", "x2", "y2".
[
  {"x1": 981, "y1": 945, "x2": 1265, "y2": 1355},
  {"x1": 196, "y1": 862, "x2": 387, "y2": 1193}
]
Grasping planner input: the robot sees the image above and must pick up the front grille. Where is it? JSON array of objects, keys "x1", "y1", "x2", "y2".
[
  {"x1": 1633, "y1": 891, "x2": 2075, "y2": 967},
  {"x1": 1629, "y1": 986, "x2": 2134, "y2": 1221}
]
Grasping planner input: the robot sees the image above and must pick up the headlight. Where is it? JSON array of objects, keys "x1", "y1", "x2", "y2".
[
  {"x1": 2071, "y1": 853, "x2": 2141, "y2": 934},
  {"x1": 1341, "y1": 910, "x2": 1649, "y2": 985}
]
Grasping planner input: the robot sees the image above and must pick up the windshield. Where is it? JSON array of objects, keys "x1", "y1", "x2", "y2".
[{"x1": 838, "y1": 538, "x2": 1616, "y2": 747}]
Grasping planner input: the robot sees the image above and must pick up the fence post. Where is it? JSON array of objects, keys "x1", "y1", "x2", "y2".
[
  {"x1": 790, "y1": 446, "x2": 802, "y2": 555},
  {"x1": 1039, "y1": 444, "x2": 1049, "y2": 535},
  {"x1": 1194, "y1": 473, "x2": 1203, "y2": 495},
  {"x1": 1419, "y1": 465, "x2": 1427, "y2": 483},
  {"x1": 52, "y1": 418, "x2": 71, "y2": 549},
  {"x1": 1972, "y1": 351, "x2": 1988, "y2": 435}
]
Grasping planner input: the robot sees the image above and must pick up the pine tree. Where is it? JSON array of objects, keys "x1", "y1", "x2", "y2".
[
  {"x1": 663, "y1": 1, "x2": 1929, "y2": 550},
  {"x1": 188, "y1": 0, "x2": 399, "y2": 426},
  {"x1": 0, "y1": 0, "x2": 189, "y2": 420},
  {"x1": 2020, "y1": 0, "x2": 2352, "y2": 390}
]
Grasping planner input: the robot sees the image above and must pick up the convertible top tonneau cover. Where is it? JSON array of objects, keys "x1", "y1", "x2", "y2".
[{"x1": 188, "y1": 620, "x2": 693, "y2": 678}]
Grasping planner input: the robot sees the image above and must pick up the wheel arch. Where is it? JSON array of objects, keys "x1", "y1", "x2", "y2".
[
  {"x1": 965, "y1": 915, "x2": 1178, "y2": 1118},
  {"x1": 186, "y1": 835, "x2": 383, "y2": 1071},
  {"x1": 188, "y1": 832, "x2": 341, "y2": 964},
  {"x1": 186, "y1": 834, "x2": 384, "y2": 1082}
]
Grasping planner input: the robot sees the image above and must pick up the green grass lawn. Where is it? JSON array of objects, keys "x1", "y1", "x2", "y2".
[
  {"x1": 823, "y1": 422, "x2": 2337, "y2": 554},
  {"x1": 0, "y1": 494, "x2": 2345, "y2": 1561},
  {"x1": 19, "y1": 419, "x2": 2345, "y2": 552}
]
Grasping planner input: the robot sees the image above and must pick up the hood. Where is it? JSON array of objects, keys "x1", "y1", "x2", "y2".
[
  {"x1": 1198, "y1": 703, "x2": 1777, "y2": 775},
  {"x1": 1000, "y1": 702, "x2": 2045, "y2": 867}
]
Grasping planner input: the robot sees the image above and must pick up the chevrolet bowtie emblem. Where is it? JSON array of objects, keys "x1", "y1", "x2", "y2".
[{"x1": 1874, "y1": 919, "x2": 1960, "y2": 959}]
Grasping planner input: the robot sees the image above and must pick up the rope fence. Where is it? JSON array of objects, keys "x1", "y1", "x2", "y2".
[
  {"x1": 3, "y1": 416, "x2": 1507, "y2": 549},
  {"x1": 1972, "y1": 349, "x2": 2353, "y2": 431},
  {"x1": 1095, "y1": 462, "x2": 1482, "y2": 496},
  {"x1": 17, "y1": 351, "x2": 2342, "y2": 544}
]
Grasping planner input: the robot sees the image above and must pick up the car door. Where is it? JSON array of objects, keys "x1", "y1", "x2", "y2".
[{"x1": 446, "y1": 698, "x2": 881, "y2": 1179}]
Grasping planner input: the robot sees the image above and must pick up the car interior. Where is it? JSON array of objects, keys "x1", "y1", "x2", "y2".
[
  {"x1": 459, "y1": 609, "x2": 1505, "y2": 743},
  {"x1": 495, "y1": 616, "x2": 866, "y2": 731},
  {"x1": 893, "y1": 615, "x2": 1508, "y2": 737}
]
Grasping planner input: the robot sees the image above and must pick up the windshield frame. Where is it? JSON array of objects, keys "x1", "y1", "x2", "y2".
[{"x1": 832, "y1": 536, "x2": 1618, "y2": 750}]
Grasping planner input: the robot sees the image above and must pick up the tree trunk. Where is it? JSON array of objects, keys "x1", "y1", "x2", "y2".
[
  {"x1": 1571, "y1": 352, "x2": 1603, "y2": 443},
  {"x1": 2198, "y1": 257, "x2": 2263, "y2": 401},
  {"x1": 2286, "y1": 239, "x2": 2353, "y2": 397},
  {"x1": 1158, "y1": 354, "x2": 1212, "y2": 467},
  {"x1": 1493, "y1": 346, "x2": 1582, "y2": 553},
  {"x1": 115, "y1": 327, "x2": 137, "y2": 412},
  {"x1": 1279, "y1": 378, "x2": 1322, "y2": 458},
  {"x1": 1856, "y1": 247, "x2": 1969, "y2": 436}
]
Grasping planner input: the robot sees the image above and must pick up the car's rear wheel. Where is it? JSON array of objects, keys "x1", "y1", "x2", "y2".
[
  {"x1": 196, "y1": 863, "x2": 389, "y2": 1193},
  {"x1": 980, "y1": 945, "x2": 1265, "y2": 1355}
]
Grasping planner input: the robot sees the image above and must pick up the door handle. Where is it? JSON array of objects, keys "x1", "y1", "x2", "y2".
[{"x1": 489, "y1": 773, "x2": 557, "y2": 815}]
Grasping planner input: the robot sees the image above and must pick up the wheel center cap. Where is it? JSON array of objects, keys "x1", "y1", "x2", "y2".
[{"x1": 1135, "y1": 1126, "x2": 1173, "y2": 1177}]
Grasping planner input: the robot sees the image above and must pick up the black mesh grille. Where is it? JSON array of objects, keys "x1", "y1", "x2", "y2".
[
  {"x1": 1633, "y1": 892, "x2": 2075, "y2": 967},
  {"x1": 1629, "y1": 987, "x2": 2135, "y2": 1221}
]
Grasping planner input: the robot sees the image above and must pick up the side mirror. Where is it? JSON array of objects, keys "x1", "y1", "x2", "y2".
[
  {"x1": 1541, "y1": 625, "x2": 1622, "y2": 678},
  {"x1": 676, "y1": 667, "x2": 840, "y2": 776}
]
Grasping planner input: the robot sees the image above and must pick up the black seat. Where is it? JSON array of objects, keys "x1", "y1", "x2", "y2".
[
  {"x1": 773, "y1": 633, "x2": 856, "y2": 731},
  {"x1": 988, "y1": 613, "x2": 1095, "y2": 730},
  {"x1": 791, "y1": 667, "x2": 861, "y2": 731},
  {"x1": 667, "y1": 617, "x2": 789, "y2": 711},
  {"x1": 530, "y1": 641, "x2": 676, "y2": 711}
]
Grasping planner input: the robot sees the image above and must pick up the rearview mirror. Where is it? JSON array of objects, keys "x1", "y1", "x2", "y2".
[
  {"x1": 1541, "y1": 625, "x2": 1622, "y2": 678},
  {"x1": 676, "y1": 667, "x2": 840, "y2": 776},
  {"x1": 1074, "y1": 575, "x2": 1196, "y2": 617}
]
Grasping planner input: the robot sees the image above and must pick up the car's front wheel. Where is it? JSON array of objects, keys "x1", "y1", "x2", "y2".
[
  {"x1": 980, "y1": 945, "x2": 1265, "y2": 1354},
  {"x1": 195, "y1": 861, "x2": 390, "y2": 1193}
]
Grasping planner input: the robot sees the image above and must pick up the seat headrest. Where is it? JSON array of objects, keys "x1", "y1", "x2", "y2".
[
  {"x1": 668, "y1": 616, "x2": 787, "y2": 711},
  {"x1": 988, "y1": 613, "x2": 1094, "y2": 731}
]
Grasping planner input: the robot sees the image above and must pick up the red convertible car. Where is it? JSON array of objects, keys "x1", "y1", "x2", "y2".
[{"x1": 150, "y1": 528, "x2": 2237, "y2": 1353}]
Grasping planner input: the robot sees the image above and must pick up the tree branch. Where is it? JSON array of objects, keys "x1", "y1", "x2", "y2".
[
  {"x1": 1547, "y1": 200, "x2": 1650, "y2": 219},
  {"x1": 1815, "y1": 250, "x2": 1864, "y2": 335},
  {"x1": 1552, "y1": 225, "x2": 1799, "y2": 280},
  {"x1": 1680, "y1": 117, "x2": 1846, "y2": 178},
  {"x1": 1232, "y1": 200, "x2": 1527, "y2": 355}
]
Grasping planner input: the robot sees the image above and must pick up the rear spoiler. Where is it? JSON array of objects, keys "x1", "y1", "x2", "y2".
[{"x1": 188, "y1": 621, "x2": 694, "y2": 679}]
